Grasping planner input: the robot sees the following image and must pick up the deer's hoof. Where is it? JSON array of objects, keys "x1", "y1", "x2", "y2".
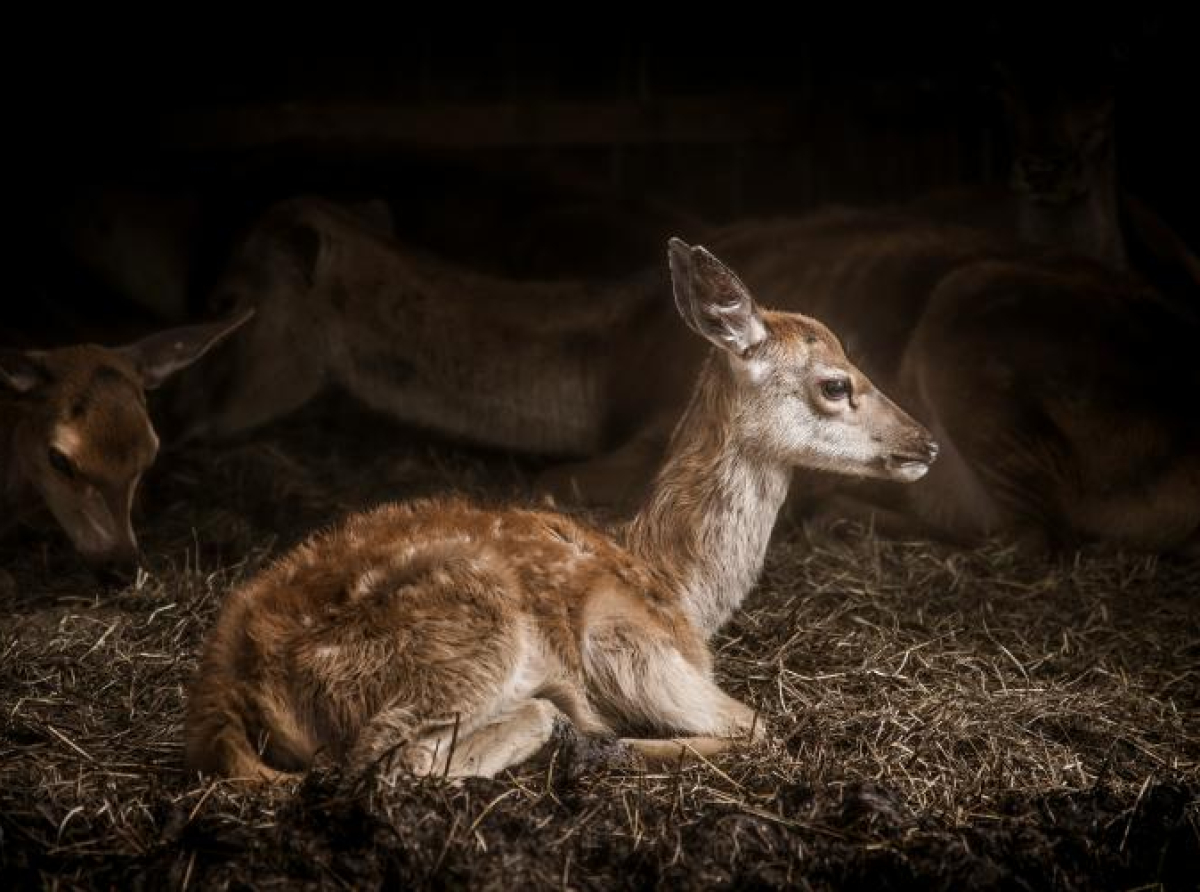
[{"x1": 532, "y1": 719, "x2": 638, "y2": 785}]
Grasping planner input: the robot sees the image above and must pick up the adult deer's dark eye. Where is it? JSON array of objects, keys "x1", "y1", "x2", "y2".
[
  {"x1": 47, "y1": 446, "x2": 76, "y2": 479},
  {"x1": 820, "y1": 378, "x2": 852, "y2": 401}
]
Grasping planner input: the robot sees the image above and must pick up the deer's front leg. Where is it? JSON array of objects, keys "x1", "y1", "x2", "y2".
[
  {"x1": 620, "y1": 673, "x2": 766, "y2": 766},
  {"x1": 618, "y1": 664, "x2": 766, "y2": 766},
  {"x1": 356, "y1": 699, "x2": 570, "y2": 782},
  {"x1": 583, "y1": 628, "x2": 765, "y2": 763}
]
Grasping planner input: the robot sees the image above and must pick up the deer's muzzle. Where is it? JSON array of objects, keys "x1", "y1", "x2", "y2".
[{"x1": 884, "y1": 437, "x2": 939, "y2": 481}]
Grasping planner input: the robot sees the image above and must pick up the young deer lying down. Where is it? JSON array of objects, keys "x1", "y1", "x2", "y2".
[
  {"x1": 0, "y1": 311, "x2": 252, "y2": 573},
  {"x1": 185, "y1": 240, "x2": 936, "y2": 781}
]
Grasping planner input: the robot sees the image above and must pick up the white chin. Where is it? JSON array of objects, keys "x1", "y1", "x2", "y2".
[{"x1": 891, "y1": 462, "x2": 930, "y2": 483}]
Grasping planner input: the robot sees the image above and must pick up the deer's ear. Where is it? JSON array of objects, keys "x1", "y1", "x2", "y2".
[
  {"x1": 668, "y1": 237, "x2": 767, "y2": 357},
  {"x1": 118, "y1": 307, "x2": 255, "y2": 390},
  {"x1": 0, "y1": 351, "x2": 48, "y2": 393}
]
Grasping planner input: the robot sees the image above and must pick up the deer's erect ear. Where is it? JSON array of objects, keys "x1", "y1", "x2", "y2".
[
  {"x1": 0, "y1": 350, "x2": 49, "y2": 393},
  {"x1": 118, "y1": 307, "x2": 255, "y2": 390},
  {"x1": 668, "y1": 237, "x2": 766, "y2": 357}
]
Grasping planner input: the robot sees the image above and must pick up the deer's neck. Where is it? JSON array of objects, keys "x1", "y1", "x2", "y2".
[
  {"x1": 1019, "y1": 144, "x2": 1127, "y2": 270},
  {"x1": 623, "y1": 356, "x2": 791, "y2": 639}
]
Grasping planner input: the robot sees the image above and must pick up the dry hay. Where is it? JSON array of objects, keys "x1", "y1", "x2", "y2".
[{"x1": 2, "y1": 400, "x2": 1197, "y2": 890}]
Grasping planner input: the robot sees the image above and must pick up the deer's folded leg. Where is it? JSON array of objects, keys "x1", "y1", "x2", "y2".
[
  {"x1": 620, "y1": 735, "x2": 755, "y2": 765},
  {"x1": 357, "y1": 699, "x2": 569, "y2": 782}
]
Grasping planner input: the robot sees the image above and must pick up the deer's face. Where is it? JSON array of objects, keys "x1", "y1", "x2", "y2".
[
  {"x1": 667, "y1": 237, "x2": 937, "y2": 483},
  {"x1": 1004, "y1": 84, "x2": 1114, "y2": 206},
  {"x1": 10, "y1": 347, "x2": 157, "y2": 570},
  {"x1": 1, "y1": 310, "x2": 253, "y2": 574},
  {"x1": 736, "y1": 314, "x2": 937, "y2": 481}
]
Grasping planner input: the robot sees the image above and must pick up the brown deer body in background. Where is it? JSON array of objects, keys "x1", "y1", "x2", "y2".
[
  {"x1": 0, "y1": 312, "x2": 252, "y2": 572},
  {"x1": 181, "y1": 198, "x2": 1200, "y2": 555},
  {"x1": 185, "y1": 239, "x2": 936, "y2": 781}
]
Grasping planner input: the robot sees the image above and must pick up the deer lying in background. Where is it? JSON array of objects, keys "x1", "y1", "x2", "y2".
[
  {"x1": 174, "y1": 198, "x2": 679, "y2": 455},
  {"x1": 0, "y1": 311, "x2": 252, "y2": 573},
  {"x1": 184, "y1": 239, "x2": 936, "y2": 781},
  {"x1": 180, "y1": 196, "x2": 1200, "y2": 555}
]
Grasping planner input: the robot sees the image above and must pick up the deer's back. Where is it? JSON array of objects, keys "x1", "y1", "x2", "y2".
[{"x1": 208, "y1": 497, "x2": 680, "y2": 682}]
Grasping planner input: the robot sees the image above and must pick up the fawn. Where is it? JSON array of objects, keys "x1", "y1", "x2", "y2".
[
  {"x1": 185, "y1": 239, "x2": 936, "y2": 781},
  {"x1": 1, "y1": 311, "x2": 252, "y2": 573}
]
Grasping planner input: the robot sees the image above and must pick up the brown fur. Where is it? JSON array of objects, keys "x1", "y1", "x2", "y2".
[
  {"x1": 2, "y1": 348, "x2": 153, "y2": 562},
  {"x1": 0, "y1": 313, "x2": 253, "y2": 568},
  {"x1": 185, "y1": 242, "x2": 936, "y2": 781},
  {"x1": 187, "y1": 497, "x2": 685, "y2": 776},
  {"x1": 177, "y1": 199, "x2": 679, "y2": 455}
]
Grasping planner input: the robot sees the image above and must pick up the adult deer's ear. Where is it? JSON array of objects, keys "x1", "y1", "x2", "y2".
[
  {"x1": 0, "y1": 351, "x2": 49, "y2": 393},
  {"x1": 118, "y1": 307, "x2": 255, "y2": 390},
  {"x1": 668, "y1": 237, "x2": 767, "y2": 357}
]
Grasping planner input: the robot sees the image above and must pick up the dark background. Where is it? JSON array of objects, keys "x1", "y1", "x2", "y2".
[{"x1": 5, "y1": 9, "x2": 1196, "y2": 338}]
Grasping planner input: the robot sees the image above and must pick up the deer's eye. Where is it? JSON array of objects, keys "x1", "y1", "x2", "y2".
[
  {"x1": 47, "y1": 446, "x2": 76, "y2": 479},
  {"x1": 820, "y1": 378, "x2": 852, "y2": 401}
]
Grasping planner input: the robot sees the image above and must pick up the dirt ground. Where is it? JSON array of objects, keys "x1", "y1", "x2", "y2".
[{"x1": 2, "y1": 398, "x2": 1197, "y2": 890}]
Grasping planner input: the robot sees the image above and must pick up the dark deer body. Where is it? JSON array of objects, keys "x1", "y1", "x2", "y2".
[
  {"x1": 188, "y1": 199, "x2": 1200, "y2": 554},
  {"x1": 177, "y1": 199, "x2": 686, "y2": 455}
]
